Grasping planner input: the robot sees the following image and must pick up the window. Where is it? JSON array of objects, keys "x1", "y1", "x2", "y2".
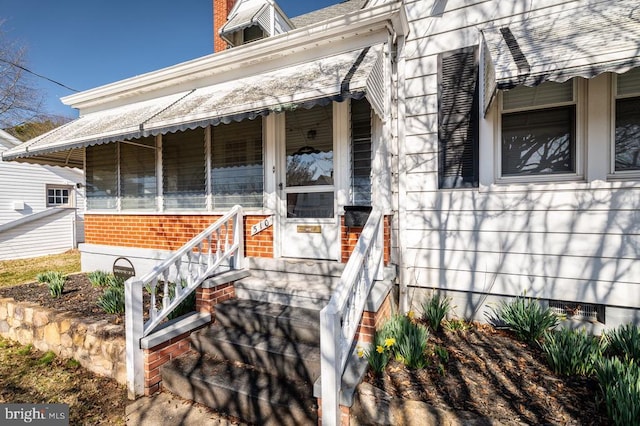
[
  {"x1": 86, "y1": 143, "x2": 117, "y2": 210},
  {"x1": 614, "y1": 68, "x2": 640, "y2": 172},
  {"x1": 351, "y1": 98, "x2": 372, "y2": 205},
  {"x1": 163, "y1": 128, "x2": 206, "y2": 209},
  {"x1": 46, "y1": 185, "x2": 72, "y2": 207},
  {"x1": 243, "y1": 25, "x2": 264, "y2": 44},
  {"x1": 501, "y1": 80, "x2": 577, "y2": 177},
  {"x1": 212, "y1": 119, "x2": 263, "y2": 209},
  {"x1": 437, "y1": 46, "x2": 479, "y2": 189},
  {"x1": 120, "y1": 137, "x2": 157, "y2": 210}
]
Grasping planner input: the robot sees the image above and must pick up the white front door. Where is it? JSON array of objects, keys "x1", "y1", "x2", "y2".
[{"x1": 279, "y1": 104, "x2": 339, "y2": 260}]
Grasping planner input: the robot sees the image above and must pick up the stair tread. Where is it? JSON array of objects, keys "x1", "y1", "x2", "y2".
[
  {"x1": 217, "y1": 298, "x2": 320, "y2": 323},
  {"x1": 163, "y1": 351, "x2": 316, "y2": 405},
  {"x1": 193, "y1": 324, "x2": 320, "y2": 359}
]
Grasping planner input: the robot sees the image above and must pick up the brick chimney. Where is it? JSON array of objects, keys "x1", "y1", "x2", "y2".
[{"x1": 213, "y1": 0, "x2": 237, "y2": 52}]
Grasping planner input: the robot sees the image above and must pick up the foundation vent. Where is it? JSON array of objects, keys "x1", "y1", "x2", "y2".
[{"x1": 549, "y1": 300, "x2": 605, "y2": 324}]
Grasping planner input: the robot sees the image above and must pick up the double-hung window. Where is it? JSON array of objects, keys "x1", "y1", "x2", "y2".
[
  {"x1": 500, "y1": 80, "x2": 580, "y2": 179},
  {"x1": 613, "y1": 68, "x2": 640, "y2": 173}
]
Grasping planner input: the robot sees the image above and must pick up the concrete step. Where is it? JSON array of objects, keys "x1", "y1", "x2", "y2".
[
  {"x1": 235, "y1": 268, "x2": 338, "y2": 309},
  {"x1": 161, "y1": 352, "x2": 317, "y2": 426},
  {"x1": 246, "y1": 256, "x2": 345, "y2": 277},
  {"x1": 190, "y1": 323, "x2": 321, "y2": 383},
  {"x1": 215, "y1": 299, "x2": 321, "y2": 345}
]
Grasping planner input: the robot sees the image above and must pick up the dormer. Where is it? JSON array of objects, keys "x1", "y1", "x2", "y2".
[{"x1": 218, "y1": 0, "x2": 294, "y2": 49}]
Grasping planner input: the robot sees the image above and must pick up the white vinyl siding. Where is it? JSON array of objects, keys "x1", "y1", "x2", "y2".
[
  {"x1": 397, "y1": 0, "x2": 640, "y2": 318},
  {"x1": 0, "y1": 158, "x2": 83, "y2": 260}
]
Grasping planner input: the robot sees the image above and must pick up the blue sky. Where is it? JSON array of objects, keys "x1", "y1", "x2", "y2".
[{"x1": 0, "y1": 0, "x2": 343, "y2": 121}]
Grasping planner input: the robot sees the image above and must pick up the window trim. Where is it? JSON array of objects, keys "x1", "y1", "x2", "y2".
[
  {"x1": 610, "y1": 72, "x2": 640, "y2": 179},
  {"x1": 46, "y1": 185, "x2": 74, "y2": 208},
  {"x1": 496, "y1": 78, "x2": 586, "y2": 184}
]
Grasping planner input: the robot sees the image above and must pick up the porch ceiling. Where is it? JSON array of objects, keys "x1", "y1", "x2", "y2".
[
  {"x1": 2, "y1": 44, "x2": 384, "y2": 167},
  {"x1": 481, "y1": 0, "x2": 640, "y2": 111}
]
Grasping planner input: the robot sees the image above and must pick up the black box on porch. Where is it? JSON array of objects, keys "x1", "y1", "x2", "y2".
[{"x1": 344, "y1": 206, "x2": 372, "y2": 227}]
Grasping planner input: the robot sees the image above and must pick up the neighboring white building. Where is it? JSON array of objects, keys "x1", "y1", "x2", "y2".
[
  {"x1": 3, "y1": 0, "x2": 639, "y2": 330},
  {"x1": 0, "y1": 129, "x2": 84, "y2": 260}
]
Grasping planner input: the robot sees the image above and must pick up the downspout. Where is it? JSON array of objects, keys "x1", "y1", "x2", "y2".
[{"x1": 387, "y1": 22, "x2": 409, "y2": 314}]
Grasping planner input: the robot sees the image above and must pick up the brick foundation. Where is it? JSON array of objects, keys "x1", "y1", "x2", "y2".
[
  {"x1": 85, "y1": 214, "x2": 273, "y2": 258},
  {"x1": 195, "y1": 283, "x2": 235, "y2": 315},
  {"x1": 317, "y1": 398, "x2": 352, "y2": 425},
  {"x1": 340, "y1": 215, "x2": 392, "y2": 264},
  {"x1": 354, "y1": 292, "x2": 393, "y2": 344},
  {"x1": 144, "y1": 331, "x2": 192, "y2": 396}
]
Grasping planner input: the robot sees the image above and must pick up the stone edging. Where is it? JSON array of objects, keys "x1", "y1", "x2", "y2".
[{"x1": 0, "y1": 297, "x2": 126, "y2": 385}]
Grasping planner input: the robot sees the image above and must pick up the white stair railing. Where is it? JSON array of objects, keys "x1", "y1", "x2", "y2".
[
  {"x1": 320, "y1": 210, "x2": 384, "y2": 425},
  {"x1": 125, "y1": 205, "x2": 244, "y2": 398}
]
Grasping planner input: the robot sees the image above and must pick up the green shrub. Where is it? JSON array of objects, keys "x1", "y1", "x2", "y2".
[
  {"x1": 433, "y1": 345, "x2": 449, "y2": 364},
  {"x1": 596, "y1": 357, "x2": 640, "y2": 425},
  {"x1": 541, "y1": 328, "x2": 604, "y2": 376},
  {"x1": 361, "y1": 332, "x2": 392, "y2": 376},
  {"x1": 38, "y1": 351, "x2": 56, "y2": 366},
  {"x1": 380, "y1": 314, "x2": 429, "y2": 369},
  {"x1": 604, "y1": 324, "x2": 640, "y2": 362},
  {"x1": 97, "y1": 285, "x2": 125, "y2": 314},
  {"x1": 36, "y1": 271, "x2": 65, "y2": 284},
  {"x1": 87, "y1": 270, "x2": 114, "y2": 287},
  {"x1": 488, "y1": 295, "x2": 559, "y2": 343},
  {"x1": 422, "y1": 293, "x2": 452, "y2": 332},
  {"x1": 47, "y1": 275, "x2": 66, "y2": 298},
  {"x1": 444, "y1": 319, "x2": 472, "y2": 332}
]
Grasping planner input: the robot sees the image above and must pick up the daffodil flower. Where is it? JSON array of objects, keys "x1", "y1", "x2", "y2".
[
  {"x1": 376, "y1": 345, "x2": 384, "y2": 354},
  {"x1": 384, "y1": 338, "x2": 396, "y2": 348},
  {"x1": 356, "y1": 347, "x2": 364, "y2": 358},
  {"x1": 407, "y1": 310, "x2": 415, "y2": 320}
]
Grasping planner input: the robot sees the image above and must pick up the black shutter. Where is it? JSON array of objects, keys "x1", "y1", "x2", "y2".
[{"x1": 438, "y1": 46, "x2": 479, "y2": 189}]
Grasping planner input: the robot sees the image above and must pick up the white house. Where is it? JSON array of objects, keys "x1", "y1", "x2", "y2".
[
  {"x1": 3, "y1": 0, "x2": 640, "y2": 422},
  {"x1": 0, "y1": 129, "x2": 84, "y2": 260}
]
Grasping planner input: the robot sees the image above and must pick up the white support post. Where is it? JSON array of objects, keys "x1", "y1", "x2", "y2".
[
  {"x1": 125, "y1": 277, "x2": 145, "y2": 399},
  {"x1": 320, "y1": 304, "x2": 342, "y2": 426},
  {"x1": 375, "y1": 216, "x2": 384, "y2": 281},
  {"x1": 233, "y1": 207, "x2": 244, "y2": 270}
]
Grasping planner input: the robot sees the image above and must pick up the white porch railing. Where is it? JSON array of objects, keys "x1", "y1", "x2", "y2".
[
  {"x1": 320, "y1": 210, "x2": 384, "y2": 425},
  {"x1": 125, "y1": 205, "x2": 244, "y2": 398}
]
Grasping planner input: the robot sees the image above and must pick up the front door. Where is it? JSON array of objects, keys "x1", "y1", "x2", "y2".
[{"x1": 279, "y1": 104, "x2": 339, "y2": 260}]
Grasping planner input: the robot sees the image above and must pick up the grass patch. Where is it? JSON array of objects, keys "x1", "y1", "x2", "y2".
[
  {"x1": 0, "y1": 250, "x2": 80, "y2": 288},
  {"x1": 0, "y1": 336, "x2": 126, "y2": 424}
]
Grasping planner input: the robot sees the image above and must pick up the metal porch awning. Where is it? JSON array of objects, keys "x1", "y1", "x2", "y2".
[
  {"x1": 481, "y1": 0, "x2": 640, "y2": 113},
  {"x1": 2, "y1": 44, "x2": 386, "y2": 167}
]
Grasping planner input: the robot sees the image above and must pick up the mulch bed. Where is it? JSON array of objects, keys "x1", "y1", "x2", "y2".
[
  {"x1": 1, "y1": 276, "x2": 612, "y2": 424},
  {"x1": 0, "y1": 274, "x2": 124, "y2": 328},
  {"x1": 366, "y1": 323, "x2": 610, "y2": 425}
]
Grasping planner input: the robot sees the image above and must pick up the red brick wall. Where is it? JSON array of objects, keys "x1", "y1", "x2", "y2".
[
  {"x1": 196, "y1": 283, "x2": 235, "y2": 315},
  {"x1": 213, "y1": 0, "x2": 237, "y2": 52},
  {"x1": 144, "y1": 332, "x2": 192, "y2": 396},
  {"x1": 84, "y1": 214, "x2": 273, "y2": 258},
  {"x1": 353, "y1": 292, "x2": 393, "y2": 344},
  {"x1": 340, "y1": 215, "x2": 392, "y2": 264}
]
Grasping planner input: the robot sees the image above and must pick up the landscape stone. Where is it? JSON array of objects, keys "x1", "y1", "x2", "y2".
[
  {"x1": 43, "y1": 323, "x2": 61, "y2": 346},
  {"x1": 0, "y1": 305, "x2": 7, "y2": 320},
  {"x1": 33, "y1": 311, "x2": 51, "y2": 327}
]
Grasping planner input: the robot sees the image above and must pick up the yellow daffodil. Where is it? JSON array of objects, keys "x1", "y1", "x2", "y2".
[
  {"x1": 384, "y1": 338, "x2": 396, "y2": 348},
  {"x1": 376, "y1": 345, "x2": 384, "y2": 354},
  {"x1": 356, "y1": 347, "x2": 364, "y2": 358},
  {"x1": 407, "y1": 310, "x2": 415, "y2": 320}
]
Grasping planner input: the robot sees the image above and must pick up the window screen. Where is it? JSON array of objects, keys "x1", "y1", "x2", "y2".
[
  {"x1": 351, "y1": 98, "x2": 372, "y2": 205},
  {"x1": 212, "y1": 119, "x2": 263, "y2": 209},
  {"x1": 163, "y1": 128, "x2": 206, "y2": 209},
  {"x1": 615, "y1": 68, "x2": 640, "y2": 171},
  {"x1": 86, "y1": 143, "x2": 117, "y2": 210},
  {"x1": 120, "y1": 137, "x2": 156, "y2": 210}
]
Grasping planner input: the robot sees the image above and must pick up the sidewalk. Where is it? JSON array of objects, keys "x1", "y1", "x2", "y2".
[{"x1": 126, "y1": 392, "x2": 245, "y2": 426}]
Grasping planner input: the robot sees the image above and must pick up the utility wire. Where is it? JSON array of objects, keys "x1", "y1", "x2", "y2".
[{"x1": 0, "y1": 57, "x2": 79, "y2": 92}]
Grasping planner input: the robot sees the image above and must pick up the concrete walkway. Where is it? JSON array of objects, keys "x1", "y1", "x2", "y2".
[{"x1": 126, "y1": 392, "x2": 246, "y2": 425}]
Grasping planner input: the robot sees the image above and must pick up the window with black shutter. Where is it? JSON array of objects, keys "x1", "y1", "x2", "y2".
[{"x1": 437, "y1": 46, "x2": 479, "y2": 188}]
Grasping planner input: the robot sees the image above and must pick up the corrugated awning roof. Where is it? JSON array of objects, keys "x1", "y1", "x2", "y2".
[
  {"x1": 481, "y1": 0, "x2": 640, "y2": 112},
  {"x1": 220, "y1": 1, "x2": 269, "y2": 38},
  {"x1": 2, "y1": 45, "x2": 384, "y2": 167}
]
